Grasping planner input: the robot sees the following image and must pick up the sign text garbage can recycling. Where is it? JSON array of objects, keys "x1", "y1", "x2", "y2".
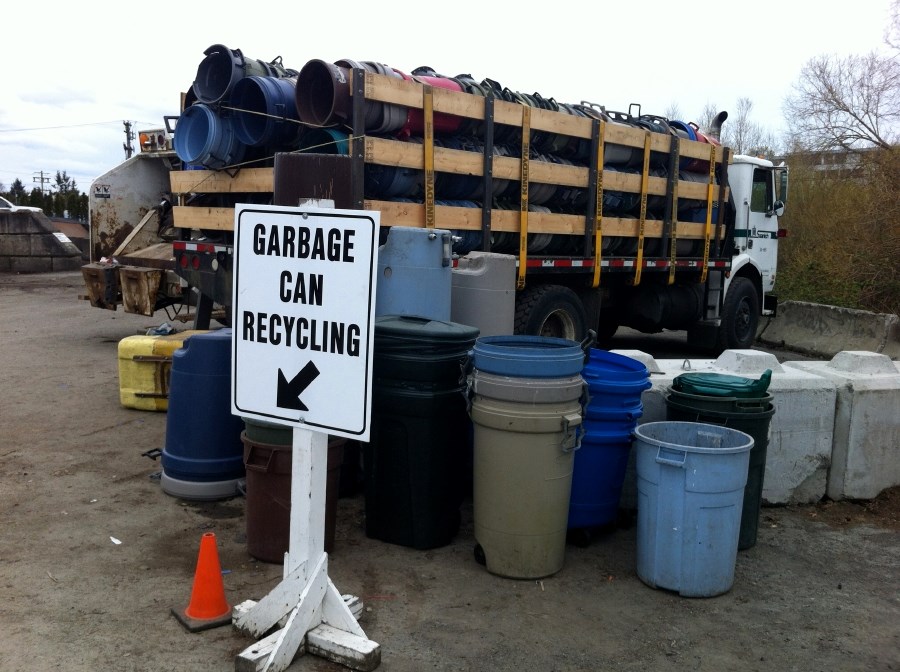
[{"x1": 231, "y1": 204, "x2": 380, "y2": 441}]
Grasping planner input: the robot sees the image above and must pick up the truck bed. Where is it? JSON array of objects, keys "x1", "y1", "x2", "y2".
[{"x1": 168, "y1": 68, "x2": 732, "y2": 281}]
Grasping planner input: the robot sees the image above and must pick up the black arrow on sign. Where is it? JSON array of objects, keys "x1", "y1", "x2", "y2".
[{"x1": 277, "y1": 361, "x2": 321, "y2": 411}]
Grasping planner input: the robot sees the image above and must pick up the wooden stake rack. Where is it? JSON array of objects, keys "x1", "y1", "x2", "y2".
[{"x1": 168, "y1": 68, "x2": 734, "y2": 286}]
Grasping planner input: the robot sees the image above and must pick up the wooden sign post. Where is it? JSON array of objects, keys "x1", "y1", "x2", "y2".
[{"x1": 230, "y1": 201, "x2": 381, "y2": 671}]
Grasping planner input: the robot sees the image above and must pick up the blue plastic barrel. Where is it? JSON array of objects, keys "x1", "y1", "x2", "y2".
[
  {"x1": 161, "y1": 329, "x2": 245, "y2": 500},
  {"x1": 568, "y1": 425, "x2": 633, "y2": 530},
  {"x1": 173, "y1": 104, "x2": 246, "y2": 170},
  {"x1": 297, "y1": 127, "x2": 350, "y2": 155},
  {"x1": 568, "y1": 349, "x2": 650, "y2": 531},
  {"x1": 634, "y1": 421, "x2": 753, "y2": 597},
  {"x1": 230, "y1": 75, "x2": 302, "y2": 149},
  {"x1": 193, "y1": 44, "x2": 294, "y2": 105}
]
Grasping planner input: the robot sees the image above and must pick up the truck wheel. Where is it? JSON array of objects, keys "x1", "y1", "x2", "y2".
[
  {"x1": 717, "y1": 277, "x2": 759, "y2": 350},
  {"x1": 596, "y1": 312, "x2": 619, "y2": 343},
  {"x1": 515, "y1": 285, "x2": 587, "y2": 341}
]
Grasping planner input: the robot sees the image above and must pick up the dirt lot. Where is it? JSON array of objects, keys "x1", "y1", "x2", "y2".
[{"x1": 1, "y1": 270, "x2": 898, "y2": 672}]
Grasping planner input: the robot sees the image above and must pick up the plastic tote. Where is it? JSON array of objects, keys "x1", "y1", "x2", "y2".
[{"x1": 634, "y1": 421, "x2": 754, "y2": 597}]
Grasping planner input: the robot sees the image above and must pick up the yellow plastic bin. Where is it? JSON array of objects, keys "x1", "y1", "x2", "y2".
[{"x1": 117, "y1": 330, "x2": 208, "y2": 410}]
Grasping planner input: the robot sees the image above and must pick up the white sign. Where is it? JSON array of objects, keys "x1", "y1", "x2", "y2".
[{"x1": 231, "y1": 204, "x2": 379, "y2": 441}]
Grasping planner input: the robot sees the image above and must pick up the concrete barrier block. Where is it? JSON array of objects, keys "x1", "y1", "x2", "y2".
[
  {"x1": 613, "y1": 350, "x2": 837, "y2": 508},
  {"x1": 0, "y1": 212, "x2": 48, "y2": 235},
  {"x1": 885, "y1": 320, "x2": 900, "y2": 360},
  {"x1": 758, "y1": 301, "x2": 899, "y2": 358},
  {"x1": 785, "y1": 352, "x2": 900, "y2": 500},
  {"x1": 0, "y1": 234, "x2": 32, "y2": 256},
  {"x1": 10, "y1": 256, "x2": 54, "y2": 273},
  {"x1": 51, "y1": 255, "x2": 84, "y2": 272},
  {"x1": 30, "y1": 233, "x2": 81, "y2": 257}
]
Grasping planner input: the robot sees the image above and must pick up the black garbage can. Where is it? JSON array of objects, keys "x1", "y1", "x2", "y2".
[
  {"x1": 364, "y1": 315, "x2": 479, "y2": 549},
  {"x1": 665, "y1": 370, "x2": 775, "y2": 551}
]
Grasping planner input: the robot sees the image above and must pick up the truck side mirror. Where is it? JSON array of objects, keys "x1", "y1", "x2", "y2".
[{"x1": 768, "y1": 200, "x2": 785, "y2": 218}]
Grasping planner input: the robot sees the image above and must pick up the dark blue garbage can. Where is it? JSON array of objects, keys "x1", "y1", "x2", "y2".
[{"x1": 161, "y1": 329, "x2": 245, "y2": 500}]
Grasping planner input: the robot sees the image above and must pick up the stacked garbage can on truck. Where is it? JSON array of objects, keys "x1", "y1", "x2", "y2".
[{"x1": 80, "y1": 45, "x2": 788, "y2": 356}]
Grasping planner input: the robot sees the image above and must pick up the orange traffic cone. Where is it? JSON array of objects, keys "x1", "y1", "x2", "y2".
[{"x1": 172, "y1": 532, "x2": 232, "y2": 632}]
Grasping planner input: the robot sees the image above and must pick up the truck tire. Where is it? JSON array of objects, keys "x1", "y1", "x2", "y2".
[
  {"x1": 717, "y1": 277, "x2": 759, "y2": 350},
  {"x1": 514, "y1": 285, "x2": 588, "y2": 341},
  {"x1": 596, "y1": 311, "x2": 619, "y2": 343}
]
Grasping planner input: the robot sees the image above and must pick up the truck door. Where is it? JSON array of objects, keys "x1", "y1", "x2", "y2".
[{"x1": 740, "y1": 167, "x2": 780, "y2": 298}]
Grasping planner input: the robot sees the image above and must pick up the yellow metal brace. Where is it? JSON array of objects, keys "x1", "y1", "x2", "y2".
[
  {"x1": 668, "y1": 138, "x2": 680, "y2": 285},
  {"x1": 591, "y1": 120, "x2": 606, "y2": 288},
  {"x1": 631, "y1": 130, "x2": 651, "y2": 286},
  {"x1": 423, "y1": 85, "x2": 436, "y2": 229},
  {"x1": 700, "y1": 145, "x2": 716, "y2": 283},
  {"x1": 517, "y1": 106, "x2": 531, "y2": 290}
]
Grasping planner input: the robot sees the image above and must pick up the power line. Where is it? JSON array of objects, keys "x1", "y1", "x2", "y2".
[{"x1": 0, "y1": 119, "x2": 160, "y2": 133}]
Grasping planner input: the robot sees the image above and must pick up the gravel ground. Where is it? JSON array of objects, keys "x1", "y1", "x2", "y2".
[{"x1": 1, "y1": 271, "x2": 898, "y2": 672}]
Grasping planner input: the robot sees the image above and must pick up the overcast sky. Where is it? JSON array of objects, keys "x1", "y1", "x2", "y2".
[{"x1": 0, "y1": 0, "x2": 892, "y2": 196}]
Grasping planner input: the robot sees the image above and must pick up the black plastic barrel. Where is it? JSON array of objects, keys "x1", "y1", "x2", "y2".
[
  {"x1": 664, "y1": 371, "x2": 775, "y2": 550},
  {"x1": 364, "y1": 316, "x2": 479, "y2": 549}
]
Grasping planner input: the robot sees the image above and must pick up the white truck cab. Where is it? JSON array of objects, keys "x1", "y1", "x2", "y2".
[{"x1": 708, "y1": 155, "x2": 788, "y2": 348}]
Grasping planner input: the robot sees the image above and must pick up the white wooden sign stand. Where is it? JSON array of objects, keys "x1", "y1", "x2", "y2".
[{"x1": 232, "y1": 428, "x2": 380, "y2": 671}]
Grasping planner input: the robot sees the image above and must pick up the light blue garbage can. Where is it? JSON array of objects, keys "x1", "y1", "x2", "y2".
[{"x1": 634, "y1": 421, "x2": 753, "y2": 597}]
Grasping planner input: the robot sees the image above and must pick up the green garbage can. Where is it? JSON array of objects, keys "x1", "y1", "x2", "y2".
[{"x1": 665, "y1": 371, "x2": 775, "y2": 551}]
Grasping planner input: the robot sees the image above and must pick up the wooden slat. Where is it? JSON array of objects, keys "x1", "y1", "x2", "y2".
[
  {"x1": 357, "y1": 71, "x2": 726, "y2": 165},
  {"x1": 365, "y1": 200, "x2": 723, "y2": 239},
  {"x1": 172, "y1": 195, "x2": 725, "y2": 243},
  {"x1": 172, "y1": 205, "x2": 235, "y2": 231},
  {"x1": 169, "y1": 168, "x2": 274, "y2": 194},
  {"x1": 363, "y1": 136, "x2": 727, "y2": 199}
]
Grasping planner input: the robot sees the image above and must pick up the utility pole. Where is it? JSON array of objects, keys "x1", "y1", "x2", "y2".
[
  {"x1": 33, "y1": 171, "x2": 50, "y2": 196},
  {"x1": 123, "y1": 120, "x2": 135, "y2": 159}
]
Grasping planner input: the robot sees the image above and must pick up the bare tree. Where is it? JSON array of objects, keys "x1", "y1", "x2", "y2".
[
  {"x1": 664, "y1": 103, "x2": 683, "y2": 122},
  {"x1": 784, "y1": 50, "x2": 899, "y2": 152},
  {"x1": 886, "y1": 0, "x2": 900, "y2": 51},
  {"x1": 701, "y1": 98, "x2": 782, "y2": 157},
  {"x1": 697, "y1": 103, "x2": 720, "y2": 135}
]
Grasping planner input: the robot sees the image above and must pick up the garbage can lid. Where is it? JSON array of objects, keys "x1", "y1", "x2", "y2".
[
  {"x1": 671, "y1": 370, "x2": 772, "y2": 398},
  {"x1": 472, "y1": 335, "x2": 586, "y2": 378},
  {"x1": 583, "y1": 348, "x2": 650, "y2": 383},
  {"x1": 375, "y1": 315, "x2": 480, "y2": 349}
]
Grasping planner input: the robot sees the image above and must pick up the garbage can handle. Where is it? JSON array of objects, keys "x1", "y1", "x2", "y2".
[
  {"x1": 561, "y1": 413, "x2": 583, "y2": 453},
  {"x1": 244, "y1": 444, "x2": 276, "y2": 474},
  {"x1": 463, "y1": 372, "x2": 475, "y2": 414},
  {"x1": 580, "y1": 380, "x2": 591, "y2": 409},
  {"x1": 656, "y1": 446, "x2": 687, "y2": 468}
]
